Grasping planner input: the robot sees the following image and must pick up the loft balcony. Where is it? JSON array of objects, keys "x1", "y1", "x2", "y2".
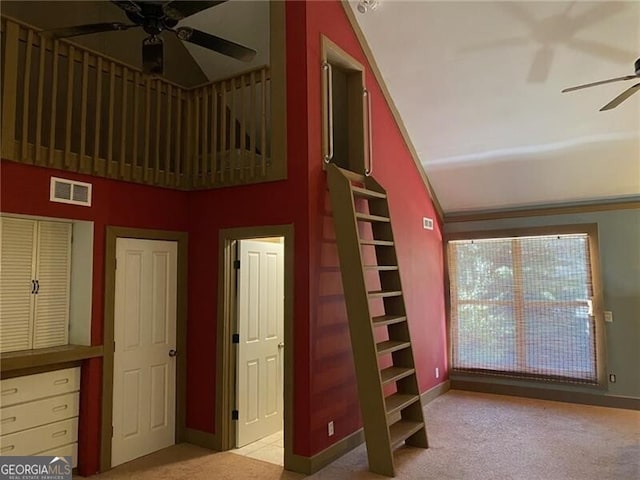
[{"x1": 1, "y1": 14, "x2": 285, "y2": 190}]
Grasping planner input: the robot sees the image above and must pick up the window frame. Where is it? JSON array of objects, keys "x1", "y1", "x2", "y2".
[{"x1": 445, "y1": 223, "x2": 607, "y2": 388}]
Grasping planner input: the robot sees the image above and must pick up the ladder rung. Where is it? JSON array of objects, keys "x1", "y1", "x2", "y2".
[
  {"x1": 380, "y1": 366, "x2": 415, "y2": 385},
  {"x1": 352, "y1": 186, "x2": 387, "y2": 200},
  {"x1": 364, "y1": 265, "x2": 398, "y2": 271},
  {"x1": 339, "y1": 168, "x2": 366, "y2": 183},
  {"x1": 376, "y1": 340, "x2": 411, "y2": 355},
  {"x1": 385, "y1": 393, "x2": 420, "y2": 417},
  {"x1": 356, "y1": 213, "x2": 390, "y2": 223},
  {"x1": 368, "y1": 290, "x2": 402, "y2": 299},
  {"x1": 372, "y1": 315, "x2": 407, "y2": 327},
  {"x1": 389, "y1": 420, "x2": 424, "y2": 448},
  {"x1": 360, "y1": 239, "x2": 394, "y2": 247}
]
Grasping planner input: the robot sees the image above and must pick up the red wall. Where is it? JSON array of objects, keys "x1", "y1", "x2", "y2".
[
  {"x1": 300, "y1": 1, "x2": 447, "y2": 454},
  {"x1": 0, "y1": 160, "x2": 189, "y2": 476},
  {"x1": 0, "y1": 0, "x2": 447, "y2": 468}
]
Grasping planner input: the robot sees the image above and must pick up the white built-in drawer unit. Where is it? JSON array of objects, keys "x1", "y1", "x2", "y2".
[{"x1": 0, "y1": 367, "x2": 80, "y2": 467}]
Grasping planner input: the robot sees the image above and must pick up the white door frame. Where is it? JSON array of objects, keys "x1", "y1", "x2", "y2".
[
  {"x1": 215, "y1": 225, "x2": 293, "y2": 466},
  {"x1": 101, "y1": 227, "x2": 188, "y2": 472}
]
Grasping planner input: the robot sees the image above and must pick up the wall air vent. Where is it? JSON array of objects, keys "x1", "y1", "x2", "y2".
[{"x1": 50, "y1": 177, "x2": 92, "y2": 207}]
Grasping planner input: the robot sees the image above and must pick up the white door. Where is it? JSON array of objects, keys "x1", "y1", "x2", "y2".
[
  {"x1": 236, "y1": 240, "x2": 284, "y2": 447},
  {"x1": 112, "y1": 238, "x2": 178, "y2": 467}
]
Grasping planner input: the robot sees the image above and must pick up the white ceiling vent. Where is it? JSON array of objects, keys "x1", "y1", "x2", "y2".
[{"x1": 50, "y1": 177, "x2": 92, "y2": 207}]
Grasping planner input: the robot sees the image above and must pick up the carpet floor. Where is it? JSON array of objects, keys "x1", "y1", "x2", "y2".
[{"x1": 81, "y1": 390, "x2": 639, "y2": 479}]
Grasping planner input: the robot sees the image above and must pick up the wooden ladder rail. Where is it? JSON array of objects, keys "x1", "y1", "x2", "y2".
[{"x1": 327, "y1": 164, "x2": 428, "y2": 477}]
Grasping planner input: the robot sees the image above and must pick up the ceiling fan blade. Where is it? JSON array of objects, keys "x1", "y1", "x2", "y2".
[
  {"x1": 110, "y1": 0, "x2": 142, "y2": 14},
  {"x1": 600, "y1": 83, "x2": 640, "y2": 111},
  {"x1": 44, "y1": 22, "x2": 135, "y2": 39},
  {"x1": 143, "y1": 37, "x2": 164, "y2": 75},
  {"x1": 163, "y1": 1, "x2": 227, "y2": 21},
  {"x1": 562, "y1": 75, "x2": 638, "y2": 93},
  {"x1": 175, "y1": 27, "x2": 256, "y2": 62}
]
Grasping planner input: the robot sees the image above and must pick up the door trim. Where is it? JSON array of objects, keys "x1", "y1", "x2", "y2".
[
  {"x1": 101, "y1": 227, "x2": 188, "y2": 472},
  {"x1": 215, "y1": 225, "x2": 293, "y2": 465}
]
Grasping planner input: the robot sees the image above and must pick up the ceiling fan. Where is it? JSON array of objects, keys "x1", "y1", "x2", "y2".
[
  {"x1": 44, "y1": 0, "x2": 256, "y2": 75},
  {"x1": 562, "y1": 58, "x2": 640, "y2": 111}
]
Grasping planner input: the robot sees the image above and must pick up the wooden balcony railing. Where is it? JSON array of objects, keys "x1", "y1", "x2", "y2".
[{"x1": 1, "y1": 16, "x2": 274, "y2": 190}]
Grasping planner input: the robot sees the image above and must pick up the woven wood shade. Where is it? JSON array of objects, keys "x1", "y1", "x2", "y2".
[{"x1": 448, "y1": 234, "x2": 598, "y2": 384}]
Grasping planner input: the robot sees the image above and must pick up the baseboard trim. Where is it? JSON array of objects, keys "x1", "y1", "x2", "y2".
[
  {"x1": 422, "y1": 379, "x2": 451, "y2": 404},
  {"x1": 184, "y1": 428, "x2": 218, "y2": 450},
  {"x1": 451, "y1": 379, "x2": 640, "y2": 410},
  {"x1": 286, "y1": 380, "x2": 451, "y2": 475}
]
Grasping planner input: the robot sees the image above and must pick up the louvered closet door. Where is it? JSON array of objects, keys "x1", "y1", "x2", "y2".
[
  {"x1": 0, "y1": 218, "x2": 37, "y2": 352},
  {"x1": 32, "y1": 221, "x2": 72, "y2": 349}
]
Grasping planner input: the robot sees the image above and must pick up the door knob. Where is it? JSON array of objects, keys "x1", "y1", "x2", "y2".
[
  {"x1": 277, "y1": 342, "x2": 285, "y2": 350},
  {"x1": 168, "y1": 349, "x2": 177, "y2": 357}
]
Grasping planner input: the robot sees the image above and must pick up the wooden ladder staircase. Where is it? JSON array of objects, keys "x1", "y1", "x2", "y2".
[{"x1": 327, "y1": 164, "x2": 428, "y2": 477}]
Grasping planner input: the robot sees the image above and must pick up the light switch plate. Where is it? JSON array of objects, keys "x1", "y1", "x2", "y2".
[{"x1": 604, "y1": 311, "x2": 613, "y2": 323}]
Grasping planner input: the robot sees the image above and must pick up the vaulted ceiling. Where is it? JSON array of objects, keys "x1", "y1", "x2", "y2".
[
  {"x1": 348, "y1": 0, "x2": 640, "y2": 213},
  {"x1": 4, "y1": 1, "x2": 638, "y2": 214}
]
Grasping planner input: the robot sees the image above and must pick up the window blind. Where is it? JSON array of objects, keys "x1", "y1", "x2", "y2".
[{"x1": 448, "y1": 233, "x2": 598, "y2": 384}]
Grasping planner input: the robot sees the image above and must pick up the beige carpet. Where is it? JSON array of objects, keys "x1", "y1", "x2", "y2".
[{"x1": 81, "y1": 390, "x2": 639, "y2": 479}]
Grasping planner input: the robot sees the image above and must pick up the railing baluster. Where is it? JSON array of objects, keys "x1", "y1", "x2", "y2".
[
  {"x1": 239, "y1": 75, "x2": 246, "y2": 180},
  {"x1": 229, "y1": 79, "x2": 236, "y2": 182},
  {"x1": 184, "y1": 91, "x2": 192, "y2": 187},
  {"x1": 79, "y1": 51, "x2": 89, "y2": 171},
  {"x1": 210, "y1": 84, "x2": 217, "y2": 185},
  {"x1": 143, "y1": 76, "x2": 151, "y2": 182},
  {"x1": 165, "y1": 84, "x2": 172, "y2": 184},
  {"x1": 21, "y1": 29, "x2": 34, "y2": 162},
  {"x1": 155, "y1": 79, "x2": 161, "y2": 183},
  {"x1": 193, "y1": 90, "x2": 200, "y2": 184},
  {"x1": 107, "y1": 61, "x2": 116, "y2": 175},
  {"x1": 201, "y1": 86, "x2": 208, "y2": 187},
  {"x1": 175, "y1": 88, "x2": 182, "y2": 187},
  {"x1": 64, "y1": 45, "x2": 75, "y2": 168},
  {"x1": 249, "y1": 70, "x2": 256, "y2": 178},
  {"x1": 119, "y1": 66, "x2": 128, "y2": 178},
  {"x1": 220, "y1": 80, "x2": 227, "y2": 182},
  {"x1": 132, "y1": 72, "x2": 140, "y2": 180},
  {"x1": 48, "y1": 40, "x2": 59, "y2": 166},
  {"x1": 1, "y1": 21, "x2": 19, "y2": 159},
  {"x1": 260, "y1": 67, "x2": 267, "y2": 177},
  {"x1": 93, "y1": 56, "x2": 103, "y2": 174},
  {"x1": 35, "y1": 33, "x2": 46, "y2": 165}
]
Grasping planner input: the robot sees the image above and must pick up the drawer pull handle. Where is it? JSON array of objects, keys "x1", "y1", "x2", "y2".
[
  {"x1": 52, "y1": 430, "x2": 68, "y2": 438},
  {"x1": 53, "y1": 378, "x2": 70, "y2": 386},
  {"x1": 1, "y1": 445, "x2": 15, "y2": 453},
  {"x1": 1, "y1": 388, "x2": 18, "y2": 396},
  {"x1": 52, "y1": 404, "x2": 69, "y2": 413},
  {"x1": 1, "y1": 417, "x2": 16, "y2": 424}
]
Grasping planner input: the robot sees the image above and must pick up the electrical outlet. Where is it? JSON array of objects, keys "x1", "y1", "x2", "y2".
[
  {"x1": 609, "y1": 373, "x2": 616, "y2": 383},
  {"x1": 435, "y1": 367, "x2": 439, "y2": 379},
  {"x1": 423, "y1": 217, "x2": 434, "y2": 230},
  {"x1": 604, "y1": 311, "x2": 613, "y2": 323},
  {"x1": 328, "y1": 421, "x2": 334, "y2": 436}
]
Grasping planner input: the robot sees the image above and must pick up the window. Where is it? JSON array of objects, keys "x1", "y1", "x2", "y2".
[{"x1": 447, "y1": 225, "x2": 604, "y2": 385}]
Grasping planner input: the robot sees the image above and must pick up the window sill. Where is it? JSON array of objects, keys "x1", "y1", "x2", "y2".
[{"x1": 0, "y1": 344, "x2": 103, "y2": 376}]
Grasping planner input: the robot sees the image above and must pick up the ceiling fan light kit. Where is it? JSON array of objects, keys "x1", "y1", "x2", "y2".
[
  {"x1": 562, "y1": 57, "x2": 640, "y2": 111},
  {"x1": 43, "y1": 0, "x2": 256, "y2": 75}
]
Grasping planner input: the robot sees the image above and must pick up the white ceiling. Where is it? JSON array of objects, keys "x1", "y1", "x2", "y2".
[
  {"x1": 348, "y1": 1, "x2": 640, "y2": 213},
  {"x1": 180, "y1": 1, "x2": 269, "y2": 82}
]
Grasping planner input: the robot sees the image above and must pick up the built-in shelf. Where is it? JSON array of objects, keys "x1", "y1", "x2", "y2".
[{"x1": 0, "y1": 344, "x2": 103, "y2": 376}]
